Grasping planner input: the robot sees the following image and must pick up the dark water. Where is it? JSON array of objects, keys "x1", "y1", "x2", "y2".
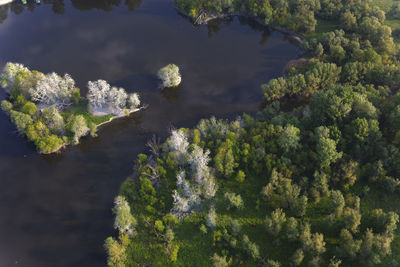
[{"x1": 0, "y1": 0, "x2": 301, "y2": 266}]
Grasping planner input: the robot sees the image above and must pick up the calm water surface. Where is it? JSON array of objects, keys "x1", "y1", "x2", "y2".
[{"x1": 0, "y1": 0, "x2": 301, "y2": 266}]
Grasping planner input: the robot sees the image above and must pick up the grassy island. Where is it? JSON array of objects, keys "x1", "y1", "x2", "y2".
[
  {"x1": 105, "y1": 0, "x2": 400, "y2": 266},
  {"x1": 1, "y1": 63, "x2": 141, "y2": 154}
]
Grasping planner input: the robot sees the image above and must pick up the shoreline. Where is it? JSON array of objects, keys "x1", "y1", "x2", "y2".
[
  {"x1": 175, "y1": 8, "x2": 305, "y2": 45},
  {"x1": 95, "y1": 105, "x2": 147, "y2": 128},
  {"x1": 39, "y1": 105, "x2": 146, "y2": 154}
]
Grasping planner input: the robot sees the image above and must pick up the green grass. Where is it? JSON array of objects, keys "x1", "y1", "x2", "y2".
[{"x1": 60, "y1": 99, "x2": 114, "y2": 126}]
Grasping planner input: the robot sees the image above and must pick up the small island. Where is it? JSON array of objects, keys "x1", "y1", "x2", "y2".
[
  {"x1": 0, "y1": 62, "x2": 142, "y2": 154},
  {"x1": 158, "y1": 64, "x2": 182, "y2": 88}
]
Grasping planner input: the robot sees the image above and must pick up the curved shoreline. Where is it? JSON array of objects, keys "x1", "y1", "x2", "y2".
[{"x1": 175, "y1": 8, "x2": 305, "y2": 45}]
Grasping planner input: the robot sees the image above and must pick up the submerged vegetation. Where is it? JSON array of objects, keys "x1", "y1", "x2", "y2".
[
  {"x1": 0, "y1": 63, "x2": 141, "y2": 154},
  {"x1": 105, "y1": 0, "x2": 400, "y2": 266}
]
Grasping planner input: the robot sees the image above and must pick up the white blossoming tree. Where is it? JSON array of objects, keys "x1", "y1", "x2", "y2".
[
  {"x1": 168, "y1": 133, "x2": 217, "y2": 218},
  {"x1": 188, "y1": 145, "x2": 217, "y2": 198},
  {"x1": 87, "y1": 79, "x2": 140, "y2": 116},
  {"x1": 171, "y1": 170, "x2": 201, "y2": 218},
  {"x1": 167, "y1": 129, "x2": 189, "y2": 163},
  {"x1": 29, "y1": 72, "x2": 76, "y2": 108},
  {"x1": 158, "y1": 64, "x2": 182, "y2": 88}
]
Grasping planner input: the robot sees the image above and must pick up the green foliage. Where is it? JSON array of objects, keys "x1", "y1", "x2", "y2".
[
  {"x1": 71, "y1": 88, "x2": 80, "y2": 104},
  {"x1": 70, "y1": 115, "x2": 90, "y2": 144},
  {"x1": 9, "y1": 110, "x2": 33, "y2": 134},
  {"x1": 105, "y1": 1, "x2": 400, "y2": 266},
  {"x1": 1, "y1": 100, "x2": 13, "y2": 114},
  {"x1": 20, "y1": 101, "x2": 37, "y2": 116},
  {"x1": 224, "y1": 192, "x2": 244, "y2": 210}
]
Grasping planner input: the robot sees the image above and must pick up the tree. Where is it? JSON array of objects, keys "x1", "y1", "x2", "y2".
[
  {"x1": 35, "y1": 135, "x2": 64, "y2": 154},
  {"x1": 242, "y1": 234, "x2": 260, "y2": 259},
  {"x1": 29, "y1": 72, "x2": 75, "y2": 107},
  {"x1": 291, "y1": 249, "x2": 304, "y2": 266},
  {"x1": 113, "y1": 195, "x2": 137, "y2": 236},
  {"x1": 42, "y1": 107, "x2": 65, "y2": 135},
  {"x1": 343, "y1": 207, "x2": 362, "y2": 234},
  {"x1": 316, "y1": 134, "x2": 342, "y2": 168},
  {"x1": 1, "y1": 100, "x2": 13, "y2": 114},
  {"x1": 224, "y1": 192, "x2": 244, "y2": 210},
  {"x1": 214, "y1": 139, "x2": 237, "y2": 178},
  {"x1": 311, "y1": 171, "x2": 330, "y2": 202},
  {"x1": 340, "y1": 10, "x2": 357, "y2": 31},
  {"x1": 277, "y1": 124, "x2": 301, "y2": 153},
  {"x1": 167, "y1": 129, "x2": 189, "y2": 163},
  {"x1": 70, "y1": 115, "x2": 89, "y2": 143},
  {"x1": 158, "y1": 64, "x2": 182, "y2": 87},
  {"x1": 330, "y1": 190, "x2": 345, "y2": 217},
  {"x1": 207, "y1": 206, "x2": 216, "y2": 229},
  {"x1": 0, "y1": 62, "x2": 29, "y2": 93},
  {"x1": 20, "y1": 101, "x2": 37, "y2": 116},
  {"x1": 211, "y1": 253, "x2": 230, "y2": 267},
  {"x1": 104, "y1": 237, "x2": 127, "y2": 267},
  {"x1": 87, "y1": 79, "x2": 138, "y2": 115},
  {"x1": 265, "y1": 208, "x2": 287, "y2": 237},
  {"x1": 235, "y1": 170, "x2": 245, "y2": 183},
  {"x1": 71, "y1": 88, "x2": 80, "y2": 104},
  {"x1": 127, "y1": 93, "x2": 140, "y2": 109},
  {"x1": 286, "y1": 217, "x2": 299, "y2": 241},
  {"x1": 338, "y1": 228, "x2": 361, "y2": 259},
  {"x1": 9, "y1": 110, "x2": 33, "y2": 134}
]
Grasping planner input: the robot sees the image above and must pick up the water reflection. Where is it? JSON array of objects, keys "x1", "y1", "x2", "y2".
[{"x1": 0, "y1": 0, "x2": 142, "y2": 24}]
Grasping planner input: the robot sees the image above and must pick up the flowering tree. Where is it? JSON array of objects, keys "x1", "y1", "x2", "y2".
[
  {"x1": 0, "y1": 62, "x2": 30, "y2": 93},
  {"x1": 188, "y1": 145, "x2": 216, "y2": 198},
  {"x1": 29, "y1": 72, "x2": 76, "y2": 108},
  {"x1": 167, "y1": 129, "x2": 189, "y2": 163},
  {"x1": 128, "y1": 93, "x2": 141, "y2": 109},
  {"x1": 171, "y1": 170, "x2": 201, "y2": 218},
  {"x1": 87, "y1": 79, "x2": 140, "y2": 115},
  {"x1": 158, "y1": 64, "x2": 182, "y2": 88}
]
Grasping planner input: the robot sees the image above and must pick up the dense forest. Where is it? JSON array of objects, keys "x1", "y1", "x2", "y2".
[{"x1": 105, "y1": 0, "x2": 400, "y2": 266}]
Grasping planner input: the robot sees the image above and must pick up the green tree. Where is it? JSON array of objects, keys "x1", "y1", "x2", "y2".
[{"x1": 70, "y1": 115, "x2": 89, "y2": 143}]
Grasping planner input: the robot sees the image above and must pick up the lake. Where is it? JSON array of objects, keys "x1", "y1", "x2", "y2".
[{"x1": 0, "y1": 0, "x2": 301, "y2": 265}]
